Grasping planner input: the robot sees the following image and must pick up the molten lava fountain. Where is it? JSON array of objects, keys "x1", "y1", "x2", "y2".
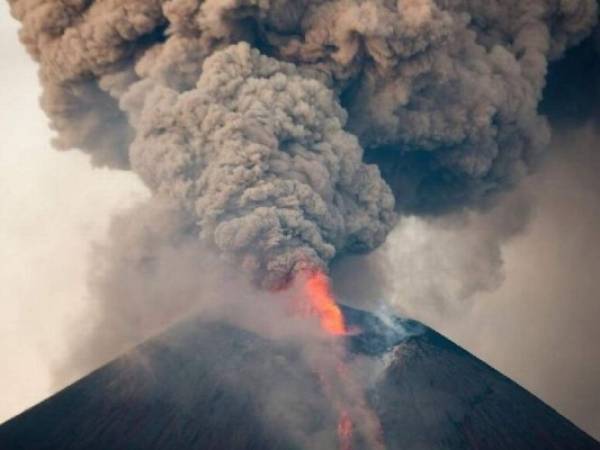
[{"x1": 299, "y1": 271, "x2": 386, "y2": 450}]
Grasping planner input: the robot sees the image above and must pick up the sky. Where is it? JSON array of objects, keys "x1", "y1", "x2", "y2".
[{"x1": 1, "y1": 1, "x2": 599, "y2": 441}]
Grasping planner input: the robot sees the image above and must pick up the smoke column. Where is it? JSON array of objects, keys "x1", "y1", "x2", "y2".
[{"x1": 8, "y1": 0, "x2": 598, "y2": 287}]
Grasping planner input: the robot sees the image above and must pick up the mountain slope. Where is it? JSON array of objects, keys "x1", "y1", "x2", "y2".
[{"x1": 1, "y1": 306, "x2": 598, "y2": 450}]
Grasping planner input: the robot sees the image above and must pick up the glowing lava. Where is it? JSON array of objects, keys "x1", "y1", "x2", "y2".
[
  {"x1": 303, "y1": 271, "x2": 348, "y2": 336},
  {"x1": 299, "y1": 270, "x2": 389, "y2": 450},
  {"x1": 298, "y1": 270, "x2": 354, "y2": 448},
  {"x1": 337, "y1": 410, "x2": 354, "y2": 450}
]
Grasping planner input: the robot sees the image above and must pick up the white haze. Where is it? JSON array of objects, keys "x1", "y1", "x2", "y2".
[{"x1": 0, "y1": 2, "x2": 149, "y2": 423}]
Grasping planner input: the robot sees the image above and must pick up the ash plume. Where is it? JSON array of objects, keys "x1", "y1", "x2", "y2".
[
  {"x1": 123, "y1": 44, "x2": 396, "y2": 287},
  {"x1": 8, "y1": 0, "x2": 598, "y2": 287}
]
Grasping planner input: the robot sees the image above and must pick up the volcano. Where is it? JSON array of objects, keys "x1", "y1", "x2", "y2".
[{"x1": 0, "y1": 305, "x2": 598, "y2": 450}]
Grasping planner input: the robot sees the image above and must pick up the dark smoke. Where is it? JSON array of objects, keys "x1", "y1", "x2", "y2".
[
  {"x1": 123, "y1": 43, "x2": 396, "y2": 287},
  {"x1": 541, "y1": 23, "x2": 600, "y2": 128},
  {"x1": 8, "y1": 0, "x2": 599, "y2": 287},
  {"x1": 353, "y1": 29, "x2": 600, "y2": 439}
]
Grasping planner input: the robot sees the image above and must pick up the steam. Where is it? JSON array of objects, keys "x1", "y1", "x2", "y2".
[{"x1": 8, "y1": 0, "x2": 598, "y2": 287}]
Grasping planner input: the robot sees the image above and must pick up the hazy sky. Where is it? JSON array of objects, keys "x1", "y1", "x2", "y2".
[
  {"x1": 392, "y1": 125, "x2": 600, "y2": 438},
  {"x1": 1, "y1": 1, "x2": 598, "y2": 441},
  {"x1": 0, "y1": 2, "x2": 148, "y2": 423}
]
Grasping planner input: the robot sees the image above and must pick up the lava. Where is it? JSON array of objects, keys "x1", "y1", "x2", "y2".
[
  {"x1": 300, "y1": 271, "x2": 354, "y2": 448},
  {"x1": 298, "y1": 270, "x2": 385, "y2": 450},
  {"x1": 337, "y1": 411, "x2": 354, "y2": 450},
  {"x1": 303, "y1": 271, "x2": 348, "y2": 336}
]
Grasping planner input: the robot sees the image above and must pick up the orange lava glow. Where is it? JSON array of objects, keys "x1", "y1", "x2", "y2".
[
  {"x1": 303, "y1": 271, "x2": 348, "y2": 336},
  {"x1": 297, "y1": 270, "x2": 385, "y2": 450},
  {"x1": 337, "y1": 411, "x2": 354, "y2": 450},
  {"x1": 300, "y1": 270, "x2": 354, "y2": 449}
]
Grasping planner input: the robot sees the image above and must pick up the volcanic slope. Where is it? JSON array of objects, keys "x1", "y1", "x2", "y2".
[{"x1": 1, "y1": 306, "x2": 598, "y2": 450}]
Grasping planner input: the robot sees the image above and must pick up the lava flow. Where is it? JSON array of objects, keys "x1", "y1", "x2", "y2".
[
  {"x1": 299, "y1": 270, "x2": 385, "y2": 450},
  {"x1": 303, "y1": 271, "x2": 348, "y2": 336},
  {"x1": 337, "y1": 411, "x2": 354, "y2": 450}
]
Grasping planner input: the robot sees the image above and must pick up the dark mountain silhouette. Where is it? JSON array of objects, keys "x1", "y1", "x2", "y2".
[{"x1": 1, "y1": 305, "x2": 598, "y2": 450}]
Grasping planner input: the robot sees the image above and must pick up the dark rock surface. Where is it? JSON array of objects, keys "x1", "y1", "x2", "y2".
[{"x1": 1, "y1": 305, "x2": 598, "y2": 450}]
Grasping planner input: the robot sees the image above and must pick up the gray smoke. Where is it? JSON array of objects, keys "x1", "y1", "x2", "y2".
[
  {"x1": 8, "y1": 0, "x2": 598, "y2": 287},
  {"x1": 340, "y1": 28, "x2": 600, "y2": 440},
  {"x1": 123, "y1": 44, "x2": 396, "y2": 287}
]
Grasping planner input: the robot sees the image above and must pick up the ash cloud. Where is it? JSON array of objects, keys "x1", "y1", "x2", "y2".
[
  {"x1": 123, "y1": 44, "x2": 396, "y2": 287},
  {"x1": 355, "y1": 30, "x2": 600, "y2": 439},
  {"x1": 8, "y1": 0, "x2": 598, "y2": 288}
]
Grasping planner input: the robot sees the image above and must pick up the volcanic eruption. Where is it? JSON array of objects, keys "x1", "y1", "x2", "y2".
[
  {"x1": 5, "y1": 0, "x2": 600, "y2": 448},
  {"x1": 299, "y1": 270, "x2": 385, "y2": 449}
]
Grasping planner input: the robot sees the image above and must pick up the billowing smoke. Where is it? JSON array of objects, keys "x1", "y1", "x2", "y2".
[
  {"x1": 8, "y1": 0, "x2": 598, "y2": 288},
  {"x1": 123, "y1": 44, "x2": 396, "y2": 287}
]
